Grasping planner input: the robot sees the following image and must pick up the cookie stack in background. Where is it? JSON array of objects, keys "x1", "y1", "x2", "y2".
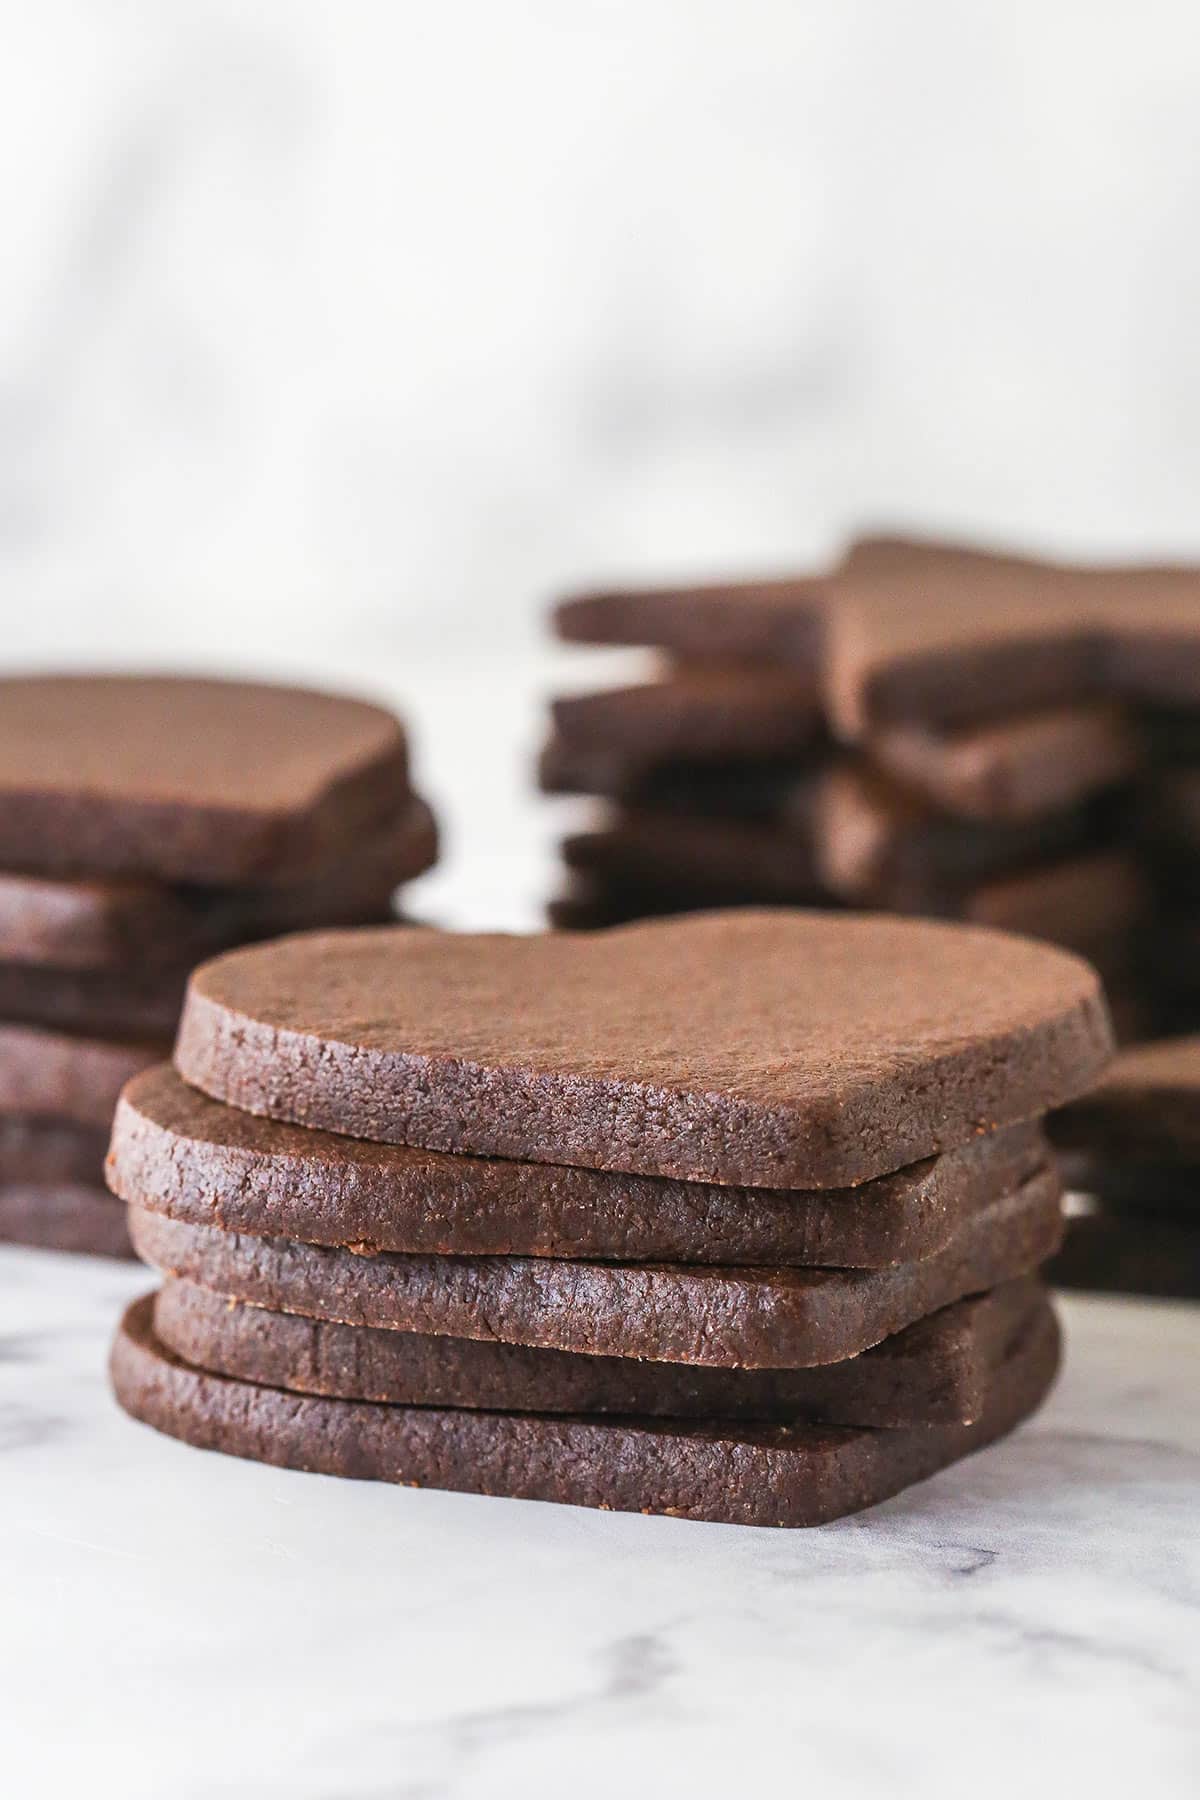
[
  {"x1": 543, "y1": 535, "x2": 1200, "y2": 1040},
  {"x1": 0, "y1": 675, "x2": 436, "y2": 1258},
  {"x1": 110, "y1": 912, "x2": 1110, "y2": 1527},
  {"x1": 1140, "y1": 718, "x2": 1200, "y2": 1025},
  {"x1": 542, "y1": 576, "x2": 835, "y2": 924},
  {"x1": 820, "y1": 549, "x2": 1195, "y2": 1042},
  {"x1": 1050, "y1": 1038, "x2": 1200, "y2": 1299}
]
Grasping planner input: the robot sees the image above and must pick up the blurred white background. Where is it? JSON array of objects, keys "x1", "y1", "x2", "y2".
[{"x1": 2, "y1": 2, "x2": 1199, "y2": 919}]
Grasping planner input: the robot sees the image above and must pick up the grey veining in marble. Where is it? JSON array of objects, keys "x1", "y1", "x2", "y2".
[{"x1": 2, "y1": 1244, "x2": 1198, "y2": 1800}]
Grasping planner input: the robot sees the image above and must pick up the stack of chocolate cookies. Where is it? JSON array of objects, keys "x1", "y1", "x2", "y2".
[
  {"x1": 109, "y1": 911, "x2": 1110, "y2": 1526},
  {"x1": 544, "y1": 537, "x2": 1200, "y2": 1037},
  {"x1": 0, "y1": 675, "x2": 435, "y2": 1257},
  {"x1": 1051, "y1": 1037, "x2": 1200, "y2": 1299},
  {"x1": 818, "y1": 547, "x2": 1196, "y2": 1036},
  {"x1": 1140, "y1": 718, "x2": 1200, "y2": 1024},
  {"x1": 543, "y1": 586, "x2": 833, "y2": 923}
]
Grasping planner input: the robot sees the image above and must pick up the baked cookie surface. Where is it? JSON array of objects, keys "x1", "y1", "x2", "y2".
[{"x1": 175, "y1": 910, "x2": 1112, "y2": 1186}]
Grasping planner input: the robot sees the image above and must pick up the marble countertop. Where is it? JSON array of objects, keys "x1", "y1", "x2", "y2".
[
  {"x1": 2, "y1": 655, "x2": 1199, "y2": 1798},
  {"x1": 2, "y1": 1253, "x2": 1197, "y2": 1799}
]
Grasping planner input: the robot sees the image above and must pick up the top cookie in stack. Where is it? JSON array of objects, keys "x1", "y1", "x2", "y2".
[
  {"x1": 110, "y1": 910, "x2": 1110, "y2": 1527},
  {"x1": 0, "y1": 675, "x2": 436, "y2": 1258},
  {"x1": 544, "y1": 537, "x2": 1200, "y2": 1037}
]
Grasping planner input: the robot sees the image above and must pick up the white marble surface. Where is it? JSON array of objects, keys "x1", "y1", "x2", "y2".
[{"x1": 1, "y1": 1254, "x2": 1197, "y2": 1800}]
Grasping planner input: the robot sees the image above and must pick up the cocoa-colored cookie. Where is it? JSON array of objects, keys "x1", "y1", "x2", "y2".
[
  {"x1": 0, "y1": 1116, "x2": 109, "y2": 1186},
  {"x1": 1106, "y1": 581, "x2": 1200, "y2": 706},
  {"x1": 1142, "y1": 919, "x2": 1200, "y2": 1011},
  {"x1": 1049, "y1": 1208, "x2": 1200, "y2": 1299},
  {"x1": 870, "y1": 704, "x2": 1141, "y2": 822},
  {"x1": 1059, "y1": 1160, "x2": 1199, "y2": 1215},
  {"x1": 584, "y1": 766, "x2": 1141, "y2": 948},
  {"x1": 549, "y1": 534, "x2": 995, "y2": 665},
  {"x1": 1141, "y1": 853, "x2": 1200, "y2": 914},
  {"x1": 538, "y1": 741, "x2": 816, "y2": 816},
  {"x1": 815, "y1": 764, "x2": 1105, "y2": 906},
  {"x1": 556, "y1": 545, "x2": 1200, "y2": 732},
  {"x1": 554, "y1": 575, "x2": 826, "y2": 666},
  {"x1": 174, "y1": 911, "x2": 1111, "y2": 1187},
  {"x1": 0, "y1": 798, "x2": 435, "y2": 971},
  {"x1": 1143, "y1": 768, "x2": 1200, "y2": 855},
  {"x1": 109, "y1": 1066, "x2": 1046, "y2": 1268},
  {"x1": 841, "y1": 534, "x2": 1044, "y2": 580},
  {"x1": 110, "y1": 1292, "x2": 1060, "y2": 1527},
  {"x1": 1098, "y1": 984, "x2": 1169, "y2": 1050},
  {"x1": 561, "y1": 807, "x2": 828, "y2": 907},
  {"x1": 1052, "y1": 1037, "x2": 1200, "y2": 1297},
  {"x1": 1137, "y1": 707, "x2": 1200, "y2": 765},
  {"x1": 0, "y1": 1023, "x2": 166, "y2": 1128},
  {"x1": 1053, "y1": 1036, "x2": 1200, "y2": 1165},
  {"x1": 957, "y1": 852, "x2": 1149, "y2": 958},
  {"x1": 826, "y1": 564, "x2": 1104, "y2": 736},
  {"x1": 0, "y1": 1182, "x2": 133, "y2": 1258},
  {"x1": 0, "y1": 960, "x2": 191, "y2": 1038},
  {"x1": 127, "y1": 1168, "x2": 1064, "y2": 1369},
  {"x1": 0, "y1": 675, "x2": 409, "y2": 882},
  {"x1": 546, "y1": 878, "x2": 714, "y2": 931},
  {"x1": 0, "y1": 904, "x2": 422, "y2": 1037},
  {"x1": 545, "y1": 704, "x2": 1135, "y2": 825},
  {"x1": 549, "y1": 865, "x2": 1149, "y2": 970},
  {"x1": 546, "y1": 880, "x2": 751, "y2": 932},
  {"x1": 549, "y1": 669, "x2": 823, "y2": 766},
  {"x1": 154, "y1": 1274, "x2": 1047, "y2": 1428},
  {"x1": 826, "y1": 563, "x2": 1200, "y2": 737}
]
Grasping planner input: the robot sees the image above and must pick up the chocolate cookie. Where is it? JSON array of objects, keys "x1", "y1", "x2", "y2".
[
  {"x1": 154, "y1": 1274, "x2": 1047, "y2": 1428},
  {"x1": 0, "y1": 675, "x2": 409, "y2": 882},
  {"x1": 815, "y1": 765, "x2": 1105, "y2": 906},
  {"x1": 826, "y1": 564, "x2": 1105, "y2": 736},
  {"x1": 175, "y1": 912, "x2": 1111, "y2": 1187},
  {"x1": 1057, "y1": 1159, "x2": 1198, "y2": 1214},
  {"x1": 551, "y1": 860, "x2": 1148, "y2": 962},
  {"x1": 1137, "y1": 706, "x2": 1200, "y2": 765},
  {"x1": 842, "y1": 534, "x2": 1043, "y2": 580},
  {"x1": 870, "y1": 704, "x2": 1141, "y2": 822},
  {"x1": 1142, "y1": 768, "x2": 1200, "y2": 857},
  {"x1": 549, "y1": 668, "x2": 823, "y2": 766},
  {"x1": 826, "y1": 562, "x2": 1200, "y2": 737},
  {"x1": 549, "y1": 534, "x2": 992, "y2": 665},
  {"x1": 0, "y1": 1023, "x2": 167, "y2": 1128},
  {"x1": 554, "y1": 575, "x2": 826, "y2": 665},
  {"x1": 561, "y1": 807, "x2": 827, "y2": 907},
  {"x1": 1049, "y1": 1209, "x2": 1200, "y2": 1299},
  {"x1": 109, "y1": 1066, "x2": 1047, "y2": 1268},
  {"x1": 0, "y1": 1183, "x2": 133, "y2": 1257},
  {"x1": 127, "y1": 1167, "x2": 1064, "y2": 1369},
  {"x1": 546, "y1": 877, "x2": 716, "y2": 931},
  {"x1": 0, "y1": 798, "x2": 435, "y2": 971},
  {"x1": 538, "y1": 742, "x2": 817, "y2": 816},
  {"x1": 958, "y1": 852, "x2": 1148, "y2": 959},
  {"x1": 0, "y1": 1116, "x2": 110, "y2": 1185},
  {"x1": 110, "y1": 1292, "x2": 1060, "y2": 1526},
  {"x1": 1106, "y1": 580, "x2": 1200, "y2": 706},
  {"x1": 0, "y1": 960, "x2": 191, "y2": 1038},
  {"x1": 1053, "y1": 1036, "x2": 1200, "y2": 1165}
]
